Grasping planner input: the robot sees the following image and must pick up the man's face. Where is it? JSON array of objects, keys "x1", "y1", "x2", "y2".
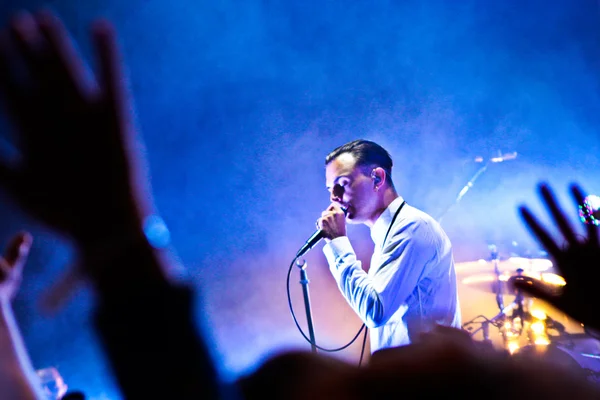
[{"x1": 325, "y1": 153, "x2": 377, "y2": 224}]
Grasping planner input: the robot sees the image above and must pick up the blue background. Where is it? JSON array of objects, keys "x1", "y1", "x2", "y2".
[{"x1": 1, "y1": 0, "x2": 600, "y2": 398}]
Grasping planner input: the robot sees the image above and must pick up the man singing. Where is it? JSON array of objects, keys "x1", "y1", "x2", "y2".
[{"x1": 317, "y1": 139, "x2": 461, "y2": 352}]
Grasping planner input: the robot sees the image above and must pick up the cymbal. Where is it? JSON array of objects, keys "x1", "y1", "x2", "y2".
[
  {"x1": 460, "y1": 271, "x2": 565, "y2": 295},
  {"x1": 455, "y1": 257, "x2": 554, "y2": 275}
]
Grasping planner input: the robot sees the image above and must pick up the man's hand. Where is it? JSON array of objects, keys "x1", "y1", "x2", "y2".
[
  {"x1": 0, "y1": 232, "x2": 32, "y2": 304},
  {"x1": 516, "y1": 183, "x2": 600, "y2": 332},
  {"x1": 0, "y1": 11, "x2": 152, "y2": 246},
  {"x1": 318, "y1": 204, "x2": 347, "y2": 241}
]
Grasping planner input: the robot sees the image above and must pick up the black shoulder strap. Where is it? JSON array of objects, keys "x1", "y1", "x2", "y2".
[{"x1": 381, "y1": 200, "x2": 406, "y2": 248}]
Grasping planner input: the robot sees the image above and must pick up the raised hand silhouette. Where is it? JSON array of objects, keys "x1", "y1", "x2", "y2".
[{"x1": 517, "y1": 183, "x2": 600, "y2": 332}]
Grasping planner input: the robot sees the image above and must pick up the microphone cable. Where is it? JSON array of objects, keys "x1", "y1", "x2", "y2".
[
  {"x1": 286, "y1": 256, "x2": 369, "y2": 366},
  {"x1": 286, "y1": 201, "x2": 405, "y2": 365}
]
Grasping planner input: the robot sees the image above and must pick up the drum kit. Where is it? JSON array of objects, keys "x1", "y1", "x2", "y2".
[
  {"x1": 440, "y1": 152, "x2": 600, "y2": 383},
  {"x1": 457, "y1": 247, "x2": 600, "y2": 383}
]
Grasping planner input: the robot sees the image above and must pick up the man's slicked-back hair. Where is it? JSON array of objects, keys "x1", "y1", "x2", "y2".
[{"x1": 325, "y1": 139, "x2": 394, "y2": 187}]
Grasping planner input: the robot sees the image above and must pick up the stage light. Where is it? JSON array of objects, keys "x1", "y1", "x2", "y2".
[
  {"x1": 528, "y1": 312, "x2": 550, "y2": 347},
  {"x1": 530, "y1": 321, "x2": 545, "y2": 335},
  {"x1": 534, "y1": 337, "x2": 550, "y2": 346},
  {"x1": 530, "y1": 309, "x2": 547, "y2": 320},
  {"x1": 540, "y1": 273, "x2": 566, "y2": 286}
]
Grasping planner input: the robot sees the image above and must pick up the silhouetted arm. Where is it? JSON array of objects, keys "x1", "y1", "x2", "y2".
[
  {"x1": 0, "y1": 11, "x2": 222, "y2": 399},
  {"x1": 0, "y1": 233, "x2": 46, "y2": 400}
]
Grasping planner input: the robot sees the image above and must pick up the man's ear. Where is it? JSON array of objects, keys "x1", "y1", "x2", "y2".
[{"x1": 370, "y1": 167, "x2": 385, "y2": 187}]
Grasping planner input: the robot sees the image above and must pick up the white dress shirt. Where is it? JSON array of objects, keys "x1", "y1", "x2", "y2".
[{"x1": 322, "y1": 196, "x2": 462, "y2": 352}]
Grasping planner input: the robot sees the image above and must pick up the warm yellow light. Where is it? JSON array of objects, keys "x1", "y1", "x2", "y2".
[
  {"x1": 530, "y1": 309, "x2": 547, "y2": 320},
  {"x1": 531, "y1": 321, "x2": 546, "y2": 335},
  {"x1": 534, "y1": 337, "x2": 550, "y2": 346},
  {"x1": 504, "y1": 321, "x2": 512, "y2": 329},
  {"x1": 508, "y1": 257, "x2": 553, "y2": 271},
  {"x1": 507, "y1": 341, "x2": 520, "y2": 354},
  {"x1": 461, "y1": 272, "x2": 512, "y2": 285},
  {"x1": 541, "y1": 273, "x2": 566, "y2": 286}
]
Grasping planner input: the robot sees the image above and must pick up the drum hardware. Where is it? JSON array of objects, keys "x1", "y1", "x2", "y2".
[
  {"x1": 460, "y1": 246, "x2": 569, "y2": 353},
  {"x1": 455, "y1": 257, "x2": 553, "y2": 276},
  {"x1": 490, "y1": 245, "x2": 504, "y2": 312},
  {"x1": 460, "y1": 247, "x2": 600, "y2": 384},
  {"x1": 511, "y1": 344, "x2": 600, "y2": 383},
  {"x1": 442, "y1": 159, "x2": 600, "y2": 381},
  {"x1": 463, "y1": 300, "x2": 520, "y2": 349}
]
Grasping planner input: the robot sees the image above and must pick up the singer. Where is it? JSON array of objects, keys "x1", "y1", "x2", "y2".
[{"x1": 317, "y1": 139, "x2": 462, "y2": 353}]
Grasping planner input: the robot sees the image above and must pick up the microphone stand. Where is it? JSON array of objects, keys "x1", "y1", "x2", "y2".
[
  {"x1": 296, "y1": 258, "x2": 317, "y2": 353},
  {"x1": 437, "y1": 161, "x2": 489, "y2": 223},
  {"x1": 437, "y1": 152, "x2": 517, "y2": 223}
]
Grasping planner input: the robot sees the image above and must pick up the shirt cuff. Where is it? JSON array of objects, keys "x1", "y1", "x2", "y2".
[{"x1": 322, "y1": 236, "x2": 355, "y2": 276}]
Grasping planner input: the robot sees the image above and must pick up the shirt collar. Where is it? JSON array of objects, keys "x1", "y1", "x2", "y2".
[{"x1": 370, "y1": 196, "x2": 405, "y2": 246}]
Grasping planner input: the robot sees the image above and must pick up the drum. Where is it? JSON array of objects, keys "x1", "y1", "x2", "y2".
[
  {"x1": 457, "y1": 256, "x2": 581, "y2": 352},
  {"x1": 513, "y1": 343, "x2": 600, "y2": 385}
]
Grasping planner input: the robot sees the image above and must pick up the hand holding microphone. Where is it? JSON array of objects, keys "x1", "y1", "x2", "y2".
[
  {"x1": 296, "y1": 205, "x2": 347, "y2": 258},
  {"x1": 318, "y1": 204, "x2": 348, "y2": 240}
]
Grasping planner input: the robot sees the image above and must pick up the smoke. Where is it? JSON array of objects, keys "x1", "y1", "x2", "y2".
[{"x1": 0, "y1": 0, "x2": 599, "y2": 395}]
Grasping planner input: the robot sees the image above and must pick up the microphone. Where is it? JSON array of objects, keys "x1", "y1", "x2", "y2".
[
  {"x1": 474, "y1": 152, "x2": 518, "y2": 163},
  {"x1": 295, "y1": 207, "x2": 347, "y2": 259}
]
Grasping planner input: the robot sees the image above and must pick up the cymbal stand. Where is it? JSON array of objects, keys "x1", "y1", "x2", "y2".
[
  {"x1": 490, "y1": 245, "x2": 505, "y2": 312},
  {"x1": 512, "y1": 268, "x2": 526, "y2": 337},
  {"x1": 467, "y1": 300, "x2": 519, "y2": 340},
  {"x1": 481, "y1": 320, "x2": 492, "y2": 348}
]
